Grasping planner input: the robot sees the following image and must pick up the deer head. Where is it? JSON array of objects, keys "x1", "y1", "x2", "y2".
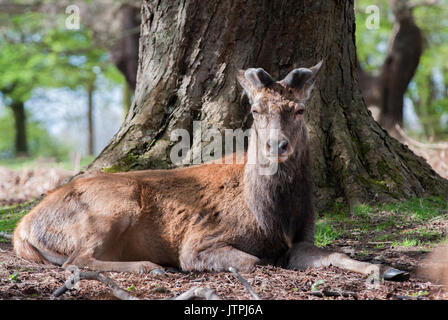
[{"x1": 237, "y1": 61, "x2": 323, "y2": 166}]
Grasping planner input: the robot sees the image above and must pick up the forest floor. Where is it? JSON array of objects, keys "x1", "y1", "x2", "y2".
[
  {"x1": 0, "y1": 157, "x2": 447, "y2": 300},
  {"x1": 0, "y1": 222, "x2": 447, "y2": 300}
]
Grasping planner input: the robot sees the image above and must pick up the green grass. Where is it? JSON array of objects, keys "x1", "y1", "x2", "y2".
[
  {"x1": 0, "y1": 155, "x2": 95, "y2": 172},
  {"x1": 0, "y1": 200, "x2": 38, "y2": 239},
  {"x1": 314, "y1": 197, "x2": 448, "y2": 249},
  {"x1": 410, "y1": 290, "x2": 429, "y2": 298},
  {"x1": 0, "y1": 157, "x2": 39, "y2": 170},
  {"x1": 391, "y1": 238, "x2": 421, "y2": 248},
  {"x1": 61, "y1": 155, "x2": 96, "y2": 171},
  {"x1": 127, "y1": 285, "x2": 138, "y2": 292},
  {"x1": 9, "y1": 271, "x2": 20, "y2": 283},
  {"x1": 352, "y1": 204, "x2": 373, "y2": 218},
  {"x1": 310, "y1": 279, "x2": 325, "y2": 292},
  {"x1": 380, "y1": 197, "x2": 448, "y2": 222},
  {"x1": 315, "y1": 219, "x2": 342, "y2": 247}
]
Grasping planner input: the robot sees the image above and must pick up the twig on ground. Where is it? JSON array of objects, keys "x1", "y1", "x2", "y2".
[
  {"x1": 0, "y1": 232, "x2": 12, "y2": 240},
  {"x1": 228, "y1": 267, "x2": 260, "y2": 300},
  {"x1": 167, "y1": 286, "x2": 221, "y2": 300},
  {"x1": 52, "y1": 266, "x2": 140, "y2": 300},
  {"x1": 53, "y1": 265, "x2": 221, "y2": 300}
]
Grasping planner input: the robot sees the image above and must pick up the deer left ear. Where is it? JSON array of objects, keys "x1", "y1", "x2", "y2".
[
  {"x1": 237, "y1": 68, "x2": 274, "y2": 102},
  {"x1": 282, "y1": 60, "x2": 323, "y2": 101}
]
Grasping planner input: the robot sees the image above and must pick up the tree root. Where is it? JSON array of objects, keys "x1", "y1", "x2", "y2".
[
  {"x1": 395, "y1": 125, "x2": 448, "y2": 150},
  {"x1": 228, "y1": 267, "x2": 260, "y2": 300}
]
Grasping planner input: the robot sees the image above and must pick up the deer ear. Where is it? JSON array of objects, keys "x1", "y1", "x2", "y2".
[
  {"x1": 282, "y1": 60, "x2": 323, "y2": 100},
  {"x1": 237, "y1": 68, "x2": 274, "y2": 100}
]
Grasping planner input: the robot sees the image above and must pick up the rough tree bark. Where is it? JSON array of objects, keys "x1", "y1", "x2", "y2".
[{"x1": 87, "y1": 0, "x2": 448, "y2": 211}]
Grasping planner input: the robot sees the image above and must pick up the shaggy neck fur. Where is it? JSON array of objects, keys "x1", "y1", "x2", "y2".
[{"x1": 243, "y1": 123, "x2": 313, "y2": 246}]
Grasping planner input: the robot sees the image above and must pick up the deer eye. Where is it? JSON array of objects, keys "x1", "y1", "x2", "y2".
[
  {"x1": 295, "y1": 108, "x2": 305, "y2": 115},
  {"x1": 251, "y1": 108, "x2": 261, "y2": 115}
]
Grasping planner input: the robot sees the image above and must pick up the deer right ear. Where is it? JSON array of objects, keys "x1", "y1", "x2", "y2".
[
  {"x1": 282, "y1": 60, "x2": 323, "y2": 101},
  {"x1": 237, "y1": 68, "x2": 274, "y2": 100}
]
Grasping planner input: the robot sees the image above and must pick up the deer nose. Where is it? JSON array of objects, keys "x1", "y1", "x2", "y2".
[
  {"x1": 266, "y1": 139, "x2": 289, "y2": 155},
  {"x1": 278, "y1": 140, "x2": 289, "y2": 154}
]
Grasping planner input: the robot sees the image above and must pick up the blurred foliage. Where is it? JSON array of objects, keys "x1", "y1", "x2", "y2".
[
  {"x1": 0, "y1": 10, "x2": 125, "y2": 159},
  {"x1": 0, "y1": 108, "x2": 70, "y2": 159},
  {"x1": 355, "y1": 0, "x2": 448, "y2": 141},
  {"x1": 0, "y1": 154, "x2": 96, "y2": 171},
  {"x1": 355, "y1": 0, "x2": 392, "y2": 71},
  {"x1": 1, "y1": 12, "x2": 91, "y2": 101}
]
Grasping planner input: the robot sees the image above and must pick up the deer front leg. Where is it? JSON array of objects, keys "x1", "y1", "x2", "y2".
[
  {"x1": 285, "y1": 242, "x2": 406, "y2": 280},
  {"x1": 180, "y1": 244, "x2": 261, "y2": 273},
  {"x1": 65, "y1": 255, "x2": 164, "y2": 274}
]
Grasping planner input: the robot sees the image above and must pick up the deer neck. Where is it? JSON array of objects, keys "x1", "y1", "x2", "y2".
[{"x1": 243, "y1": 128, "x2": 311, "y2": 245}]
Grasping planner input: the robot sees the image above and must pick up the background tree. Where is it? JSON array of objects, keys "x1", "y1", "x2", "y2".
[
  {"x1": 0, "y1": 13, "x2": 48, "y2": 156},
  {"x1": 86, "y1": 0, "x2": 448, "y2": 212},
  {"x1": 0, "y1": 11, "x2": 124, "y2": 158},
  {"x1": 356, "y1": 0, "x2": 448, "y2": 140},
  {"x1": 0, "y1": 0, "x2": 141, "y2": 93}
]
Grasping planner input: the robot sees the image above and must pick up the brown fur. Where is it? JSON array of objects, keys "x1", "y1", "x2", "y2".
[
  {"x1": 419, "y1": 245, "x2": 448, "y2": 287},
  {"x1": 14, "y1": 163, "x2": 278, "y2": 272},
  {"x1": 13, "y1": 64, "x2": 385, "y2": 276}
]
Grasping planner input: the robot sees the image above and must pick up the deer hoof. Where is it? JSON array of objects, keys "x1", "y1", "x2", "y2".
[
  {"x1": 165, "y1": 267, "x2": 184, "y2": 274},
  {"x1": 383, "y1": 268, "x2": 410, "y2": 282}
]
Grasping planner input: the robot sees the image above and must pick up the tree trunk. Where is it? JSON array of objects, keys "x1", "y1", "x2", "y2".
[
  {"x1": 359, "y1": 0, "x2": 423, "y2": 137},
  {"x1": 10, "y1": 100, "x2": 29, "y2": 157},
  {"x1": 109, "y1": 3, "x2": 141, "y2": 91},
  {"x1": 88, "y1": 0, "x2": 448, "y2": 211},
  {"x1": 378, "y1": 1, "x2": 422, "y2": 135},
  {"x1": 87, "y1": 83, "x2": 95, "y2": 156}
]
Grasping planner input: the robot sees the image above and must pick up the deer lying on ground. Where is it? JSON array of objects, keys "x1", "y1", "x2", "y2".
[{"x1": 13, "y1": 62, "x2": 403, "y2": 279}]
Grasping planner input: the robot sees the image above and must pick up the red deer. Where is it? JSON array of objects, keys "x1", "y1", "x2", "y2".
[{"x1": 13, "y1": 62, "x2": 404, "y2": 279}]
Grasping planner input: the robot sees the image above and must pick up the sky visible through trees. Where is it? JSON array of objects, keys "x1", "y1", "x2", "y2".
[{"x1": 23, "y1": 76, "x2": 124, "y2": 156}]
